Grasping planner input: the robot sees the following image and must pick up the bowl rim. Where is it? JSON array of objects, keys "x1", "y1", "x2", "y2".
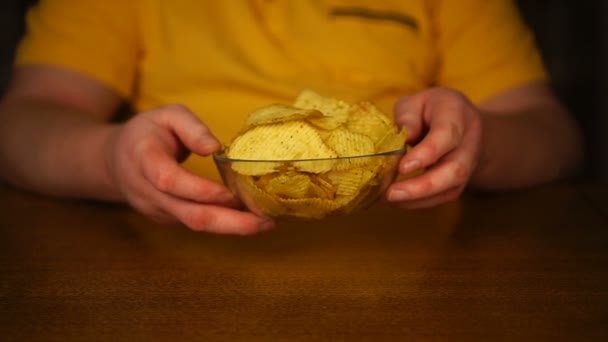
[{"x1": 213, "y1": 146, "x2": 407, "y2": 163}]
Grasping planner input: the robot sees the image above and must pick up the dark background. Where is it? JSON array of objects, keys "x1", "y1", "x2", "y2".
[{"x1": 1, "y1": 1, "x2": 606, "y2": 183}]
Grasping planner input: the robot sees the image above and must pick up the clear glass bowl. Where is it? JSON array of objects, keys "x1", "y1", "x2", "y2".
[{"x1": 213, "y1": 147, "x2": 406, "y2": 220}]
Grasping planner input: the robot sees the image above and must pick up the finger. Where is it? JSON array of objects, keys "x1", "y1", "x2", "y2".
[
  {"x1": 154, "y1": 104, "x2": 222, "y2": 156},
  {"x1": 387, "y1": 124, "x2": 479, "y2": 202},
  {"x1": 157, "y1": 193, "x2": 274, "y2": 235},
  {"x1": 388, "y1": 157, "x2": 470, "y2": 201},
  {"x1": 388, "y1": 185, "x2": 464, "y2": 210},
  {"x1": 393, "y1": 96, "x2": 424, "y2": 143},
  {"x1": 141, "y1": 143, "x2": 240, "y2": 207},
  {"x1": 122, "y1": 183, "x2": 179, "y2": 224},
  {"x1": 398, "y1": 111, "x2": 465, "y2": 175}
]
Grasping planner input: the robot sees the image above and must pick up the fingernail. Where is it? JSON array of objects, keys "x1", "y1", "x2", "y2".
[
  {"x1": 401, "y1": 160, "x2": 421, "y2": 173},
  {"x1": 195, "y1": 136, "x2": 221, "y2": 154},
  {"x1": 260, "y1": 219, "x2": 275, "y2": 231},
  {"x1": 388, "y1": 189, "x2": 408, "y2": 202},
  {"x1": 203, "y1": 141, "x2": 221, "y2": 153},
  {"x1": 218, "y1": 191, "x2": 236, "y2": 203}
]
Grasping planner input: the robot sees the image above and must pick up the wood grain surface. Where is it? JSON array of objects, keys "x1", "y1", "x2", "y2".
[{"x1": 1, "y1": 183, "x2": 607, "y2": 341}]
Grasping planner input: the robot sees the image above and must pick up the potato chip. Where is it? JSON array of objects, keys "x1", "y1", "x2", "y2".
[
  {"x1": 308, "y1": 174, "x2": 337, "y2": 200},
  {"x1": 276, "y1": 197, "x2": 344, "y2": 219},
  {"x1": 293, "y1": 89, "x2": 324, "y2": 107},
  {"x1": 261, "y1": 173, "x2": 336, "y2": 201},
  {"x1": 323, "y1": 127, "x2": 375, "y2": 170},
  {"x1": 346, "y1": 102, "x2": 393, "y2": 143},
  {"x1": 266, "y1": 172, "x2": 312, "y2": 199},
  {"x1": 294, "y1": 89, "x2": 350, "y2": 130},
  {"x1": 235, "y1": 175, "x2": 286, "y2": 217},
  {"x1": 227, "y1": 120, "x2": 337, "y2": 175},
  {"x1": 246, "y1": 104, "x2": 324, "y2": 128},
  {"x1": 228, "y1": 160, "x2": 283, "y2": 177},
  {"x1": 359, "y1": 101, "x2": 392, "y2": 125},
  {"x1": 312, "y1": 128, "x2": 332, "y2": 141},
  {"x1": 325, "y1": 168, "x2": 377, "y2": 197},
  {"x1": 337, "y1": 184, "x2": 377, "y2": 214},
  {"x1": 324, "y1": 128, "x2": 375, "y2": 157},
  {"x1": 376, "y1": 127, "x2": 407, "y2": 153},
  {"x1": 307, "y1": 112, "x2": 349, "y2": 131}
]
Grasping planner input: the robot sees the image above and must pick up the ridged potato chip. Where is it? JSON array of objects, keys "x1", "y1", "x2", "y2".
[
  {"x1": 266, "y1": 172, "x2": 313, "y2": 199},
  {"x1": 308, "y1": 174, "x2": 337, "y2": 200},
  {"x1": 294, "y1": 89, "x2": 350, "y2": 130},
  {"x1": 227, "y1": 120, "x2": 337, "y2": 175},
  {"x1": 323, "y1": 128, "x2": 375, "y2": 157},
  {"x1": 235, "y1": 174, "x2": 286, "y2": 217},
  {"x1": 323, "y1": 128, "x2": 376, "y2": 170},
  {"x1": 376, "y1": 128, "x2": 408, "y2": 153},
  {"x1": 276, "y1": 197, "x2": 344, "y2": 219},
  {"x1": 326, "y1": 168, "x2": 377, "y2": 197},
  {"x1": 246, "y1": 104, "x2": 323, "y2": 128},
  {"x1": 346, "y1": 102, "x2": 393, "y2": 144},
  {"x1": 337, "y1": 184, "x2": 377, "y2": 215}
]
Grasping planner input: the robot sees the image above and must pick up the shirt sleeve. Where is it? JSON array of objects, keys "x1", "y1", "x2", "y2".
[
  {"x1": 14, "y1": 0, "x2": 139, "y2": 98},
  {"x1": 433, "y1": 0, "x2": 548, "y2": 104}
]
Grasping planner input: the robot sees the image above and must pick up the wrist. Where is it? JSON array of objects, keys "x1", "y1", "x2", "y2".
[
  {"x1": 97, "y1": 123, "x2": 124, "y2": 201},
  {"x1": 470, "y1": 109, "x2": 570, "y2": 191}
]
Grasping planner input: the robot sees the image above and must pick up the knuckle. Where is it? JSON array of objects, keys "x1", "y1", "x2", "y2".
[
  {"x1": 430, "y1": 88, "x2": 472, "y2": 110},
  {"x1": 448, "y1": 161, "x2": 470, "y2": 183},
  {"x1": 194, "y1": 124, "x2": 212, "y2": 140},
  {"x1": 426, "y1": 87, "x2": 443, "y2": 96},
  {"x1": 412, "y1": 178, "x2": 434, "y2": 195},
  {"x1": 164, "y1": 103, "x2": 189, "y2": 112},
  {"x1": 236, "y1": 224, "x2": 259, "y2": 236},
  {"x1": 132, "y1": 137, "x2": 154, "y2": 155},
  {"x1": 447, "y1": 88, "x2": 467, "y2": 101},
  {"x1": 431, "y1": 87, "x2": 460, "y2": 99},
  {"x1": 394, "y1": 97, "x2": 412, "y2": 114},
  {"x1": 419, "y1": 141, "x2": 438, "y2": 159},
  {"x1": 421, "y1": 179, "x2": 435, "y2": 193},
  {"x1": 154, "y1": 168, "x2": 177, "y2": 193},
  {"x1": 433, "y1": 121, "x2": 462, "y2": 147},
  {"x1": 156, "y1": 104, "x2": 192, "y2": 122},
  {"x1": 148, "y1": 212, "x2": 174, "y2": 224},
  {"x1": 442, "y1": 189, "x2": 462, "y2": 202},
  {"x1": 449, "y1": 121, "x2": 462, "y2": 141},
  {"x1": 134, "y1": 201, "x2": 173, "y2": 224},
  {"x1": 183, "y1": 208, "x2": 214, "y2": 231},
  {"x1": 469, "y1": 116, "x2": 483, "y2": 137}
]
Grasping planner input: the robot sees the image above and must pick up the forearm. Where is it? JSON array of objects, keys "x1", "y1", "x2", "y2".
[
  {"x1": 471, "y1": 105, "x2": 583, "y2": 191},
  {"x1": 0, "y1": 98, "x2": 122, "y2": 201}
]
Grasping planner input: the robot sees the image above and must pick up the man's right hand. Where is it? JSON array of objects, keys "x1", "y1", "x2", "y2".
[{"x1": 105, "y1": 104, "x2": 275, "y2": 235}]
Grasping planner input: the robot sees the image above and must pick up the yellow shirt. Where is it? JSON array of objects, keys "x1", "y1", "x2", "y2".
[{"x1": 16, "y1": 0, "x2": 546, "y2": 181}]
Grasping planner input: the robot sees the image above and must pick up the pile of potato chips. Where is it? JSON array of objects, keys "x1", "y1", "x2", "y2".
[{"x1": 224, "y1": 90, "x2": 406, "y2": 219}]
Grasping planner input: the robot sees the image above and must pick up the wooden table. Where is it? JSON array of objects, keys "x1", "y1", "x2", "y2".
[{"x1": 1, "y1": 183, "x2": 607, "y2": 340}]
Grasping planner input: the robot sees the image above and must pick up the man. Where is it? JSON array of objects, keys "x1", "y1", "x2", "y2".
[{"x1": 0, "y1": 0, "x2": 583, "y2": 234}]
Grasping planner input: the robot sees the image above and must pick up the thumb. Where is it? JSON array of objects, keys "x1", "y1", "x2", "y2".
[
  {"x1": 393, "y1": 95, "x2": 424, "y2": 143},
  {"x1": 155, "y1": 104, "x2": 222, "y2": 156}
]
